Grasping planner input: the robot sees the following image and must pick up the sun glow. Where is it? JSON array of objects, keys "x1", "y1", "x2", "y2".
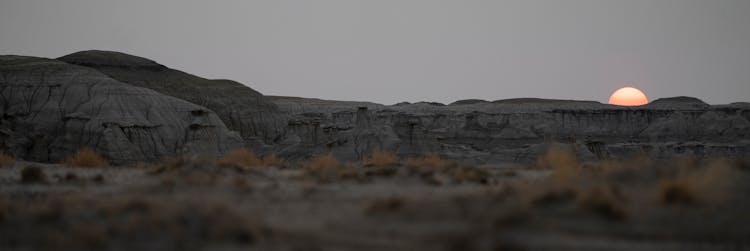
[{"x1": 609, "y1": 87, "x2": 648, "y2": 106}]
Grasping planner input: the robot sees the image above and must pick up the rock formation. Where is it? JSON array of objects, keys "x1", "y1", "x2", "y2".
[
  {"x1": 0, "y1": 55, "x2": 242, "y2": 163},
  {"x1": 58, "y1": 51, "x2": 287, "y2": 150},
  {"x1": 2, "y1": 50, "x2": 749, "y2": 165},
  {"x1": 273, "y1": 96, "x2": 750, "y2": 165}
]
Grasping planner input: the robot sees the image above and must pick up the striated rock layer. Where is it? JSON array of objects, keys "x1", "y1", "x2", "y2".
[
  {"x1": 272, "y1": 97, "x2": 750, "y2": 165},
  {"x1": 59, "y1": 51, "x2": 288, "y2": 151},
  {"x1": 0, "y1": 55, "x2": 243, "y2": 163}
]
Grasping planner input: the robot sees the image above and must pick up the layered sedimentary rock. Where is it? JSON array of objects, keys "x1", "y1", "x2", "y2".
[
  {"x1": 0, "y1": 55, "x2": 242, "y2": 163},
  {"x1": 272, "y1": 96, "x2": 750, "y2": 165},
  {"x1": 59, "y1": 51, "x2": 287, "y2": 150}
]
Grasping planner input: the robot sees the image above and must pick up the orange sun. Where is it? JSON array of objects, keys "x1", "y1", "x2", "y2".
[{"x1": 608, "y1": 87, "x2": 648, "y2": 106}]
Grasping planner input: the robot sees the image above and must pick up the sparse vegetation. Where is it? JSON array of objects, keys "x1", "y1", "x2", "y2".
[
  {"x1": 218, "y1": 148, "x2": 262, "y2": 170},
  {"x1": 218, "y1": 149, "x2": 287, "y2": 170},
  {"x1": 0, "y1": 152, "x2": 15, "y2": 168},
  {"x1": 62, "y1": 148, "x2": 110, "y2": 168},
  {"x1": 364, "y1": 148, "x2": 398, "y2": 166},
  {"x1": 304, "y1": 153, "x2": 340, "y2": 170}
]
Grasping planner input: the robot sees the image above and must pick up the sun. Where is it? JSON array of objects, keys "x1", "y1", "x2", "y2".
[{"x1": 608, "y1": 87, "x2": 648, "y2": 106}]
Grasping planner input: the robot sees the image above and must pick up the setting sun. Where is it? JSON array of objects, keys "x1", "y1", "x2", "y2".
[{"x1": 609, "y1": 87, "x2": 648, "y2": 106}]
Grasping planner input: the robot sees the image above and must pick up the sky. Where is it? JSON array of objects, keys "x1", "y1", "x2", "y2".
[{"x1": 1, "y1": 0, "x2": 749, "y2": 105}]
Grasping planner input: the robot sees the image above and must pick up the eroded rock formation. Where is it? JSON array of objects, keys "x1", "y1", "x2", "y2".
[
  {"x1": 59, "y1": 51, "x2": 288, "y2": 150},
  {"x1": 0, "y1": 55, "x2": 242, "y2": 163}
]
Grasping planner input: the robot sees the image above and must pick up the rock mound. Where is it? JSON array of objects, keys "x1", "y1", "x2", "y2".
[
  {"x1": 0, "y1": 56, "x2": 242, "y2": 163},
  {"x1": 646, "y1": 96, "x2": 710, "y2": 110},
  {"x1": 59, "y1": 51, "x2": 287, "y2": 149}
]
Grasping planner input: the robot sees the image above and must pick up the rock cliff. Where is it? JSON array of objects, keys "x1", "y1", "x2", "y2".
[{"x1": 272, "y1": 96, "x2": 750, "y2": 165}]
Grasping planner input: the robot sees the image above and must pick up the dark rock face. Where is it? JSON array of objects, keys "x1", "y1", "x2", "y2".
[
  {"x1": 0, "y1": 55, "x2": 242, "y2": 163},
  {"x1": 273, "y1": 97, "x2": 750, "y2": 165},
  {"x1": 59, "y1": 51, "x2": 288, "y2": 150}
]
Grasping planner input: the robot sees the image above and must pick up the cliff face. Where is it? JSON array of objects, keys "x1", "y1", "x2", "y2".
[
  {"x1": 58, "y1": 51, "x2": 288, "y2": 151},
  {"x1": 0, "y1": 55, "x2": 243, "y2": 163},
  {"x1": 273, "y1": 98, "x2": 750, "y2": 164}
]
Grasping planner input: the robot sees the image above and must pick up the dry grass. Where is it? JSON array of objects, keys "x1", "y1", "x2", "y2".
[
  {"x1": 62, "y1": 148, "x2": 109, "y2": 168},
  {"x1": 218, "y1": 149, "x2": 287, "y2": 170},
  {"x1": 261, "y1": 154, "x2": 286, "y2": 167},
  {"x1": 0, "y1": 152, "x2": 15, "y2": 168},
  {"x1": 218, "y1": 148, "x2": 262, "y2": 170},
  {"x1": 536, "y1": 146, "x2": 582, "y2": 185},
  {"x1": 658, "y1": 159, "x2": 735, "y2": 206},
  {"x1": 304, "y1": 153, "x2": 340, "y2": 170},
  {"x1": 405, "y1": 153, "x2": 453, "y2": 172},
  {"x1": 364, "y1": 148, "x2": 399, "y2": 166}
]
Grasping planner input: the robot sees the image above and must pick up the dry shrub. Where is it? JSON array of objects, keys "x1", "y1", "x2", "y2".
[
  {"x1": 304, "y1": 153, "x2": 340, "y2": 170},
  {"x1": 21, "y1": 165, "x2": 47, "y2": 184},
  {"x1": 0, "y1": 152, "x2": 15, "y2": 167},
  {"x1": 261, "y1": 154, "x2": 286, "y2": 167},
  {"x1": 218, "y1": 148, "x2": 262, "y2": 170},
  {"x1": 578, "y1": 185, "x2": 628, "y2": 220},
  {"x1": 658, "y1": 159, "x2": 735, "y2": 206},
  {"x1": 364, "y1": 148, "x2": 398, "y2": 166},
  {"x1": 536, "y1": 146, "x2": 581, "y2": 184},
  {"x1": 62, "y1": 148, "x2": 109, "y2": 168},
  {"x1": 405, "y1": 153, "x2": 451, "y2": 170},
  {"x1": 404, "y1": 153, "x2": 489, "y2": 184}
]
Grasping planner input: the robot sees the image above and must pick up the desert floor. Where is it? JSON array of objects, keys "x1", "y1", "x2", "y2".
[{"x1": 1, "y1": 153, "x2": 749, "y2": 251}]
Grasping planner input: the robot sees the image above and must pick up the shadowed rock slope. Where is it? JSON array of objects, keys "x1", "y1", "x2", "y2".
[
  {"x1": 0, "y1": 55, "x2": 242, "y2": 163},
  {"x1": 59, "y1": 50, "x2": 287, "y2": 149}
]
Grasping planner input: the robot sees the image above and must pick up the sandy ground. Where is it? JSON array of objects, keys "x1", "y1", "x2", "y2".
[{"x1": 1, "y1": 157, "x2": 749, "y2": 251}]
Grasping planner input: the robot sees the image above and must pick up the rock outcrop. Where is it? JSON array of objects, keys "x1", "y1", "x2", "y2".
[
  {"x1": 59, "y1": 51, "x2": 287, "y2": 151},
  {"x1": 0, "y1": 55, "x2": 243, "y2": 163},
  {"x1": 272, "y1": 96, "x2": 750, "y2": 165}
]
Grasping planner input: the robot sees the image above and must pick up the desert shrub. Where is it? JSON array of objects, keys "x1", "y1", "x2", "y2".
[
  {"x1": 405, "y1": 153, "x2": 452, "y2": 173},
  {"x1": 658, "y1": 159, "x2": 735, "y2": 206},
  {"x1": 304, "y1": 153, "x2": 340, "y2": 170},
  {"x1": 21, "y1": 165, "x2": 47, "y2": 184},
  {"x1": 62, "y1": 148, "x2": 109, "y2": 168},
  {"x1": 0, "y1": 152, "x2": 15, "y2": 168},
  {"x1": 218, "y1": 148, "x2": 262, "y2": 170},
  {"x1": 261, "y1": 154, "x2": 286, "y2": 167},
  {"x1": 364, "y1": 148, "x2": 398, "y2": 166},
  {"x1": 536, "y1": 146, "x2": 582, "y2": 185}
]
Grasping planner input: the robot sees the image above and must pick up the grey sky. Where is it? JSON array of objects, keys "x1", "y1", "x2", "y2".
[{"x1": 1, "y1": 0, "x2": 749, "y2": 104}]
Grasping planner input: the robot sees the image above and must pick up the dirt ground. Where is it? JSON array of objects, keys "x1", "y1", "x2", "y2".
[{"x1": 0, "y1": 154, "x2": 749, "y2": 251}]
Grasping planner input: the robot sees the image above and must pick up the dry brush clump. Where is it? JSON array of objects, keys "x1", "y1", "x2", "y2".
[
  {"x1": 658, "y1": 159, "x2": 736, "y2": 206},
  {"x1": 218, "y1": 149, "x2": 287, "y2": 171},
  {"x1": 405, "y1": 153, "x2": 490, "y2": 184},
  {"x1": 0, "y1": 152, "x2": 15, "y2": 168},
  {"x1": 62, "y1": 148, "x2": 110, "y2": 168},
  {"x1": 364, "y1": 148, "x2": 399, "y2": 166}
]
